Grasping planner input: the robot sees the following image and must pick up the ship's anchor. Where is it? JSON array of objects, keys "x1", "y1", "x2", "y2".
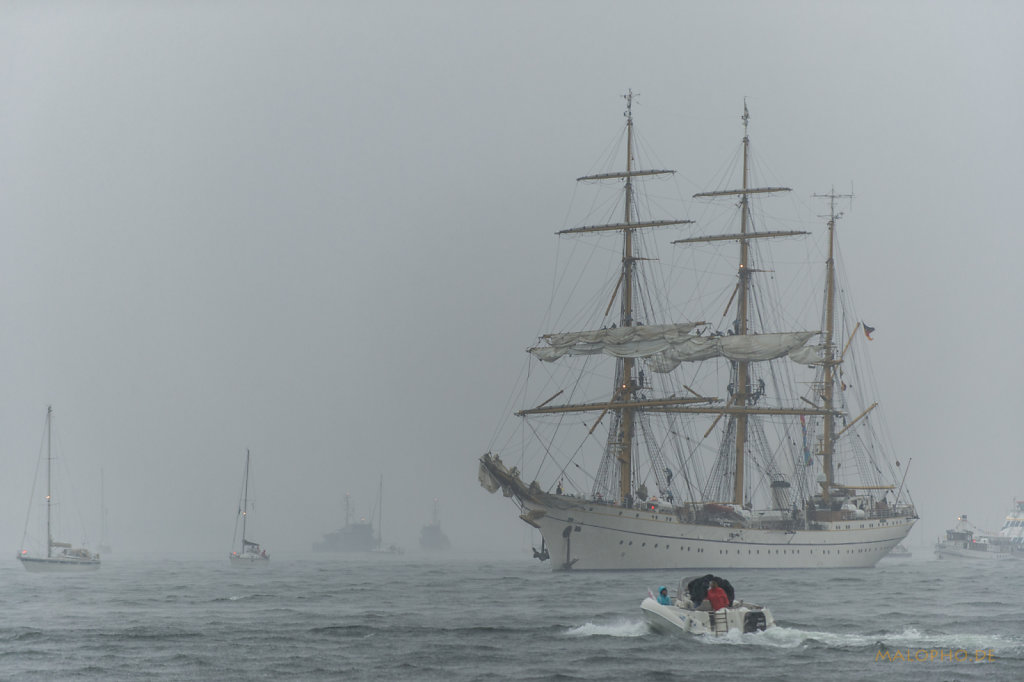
[
  {"x1": 560, "y1": 525, "x2": 578, "y2": 570},
  {"x1": 532, "y1": 538, "x2": 550, "y2": 562}
]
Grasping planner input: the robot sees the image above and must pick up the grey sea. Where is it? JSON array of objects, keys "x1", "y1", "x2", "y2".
[{"x1": 1, "y1": 551, "x2": 1021, "y2": 681}]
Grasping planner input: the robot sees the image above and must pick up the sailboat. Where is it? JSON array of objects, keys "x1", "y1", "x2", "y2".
[
  {"x1": 478, "y1": 93, "x2": 917, "y2": 570},
  {"x1": 229, "y1": 450, "x2": 269, "y2": 565},
  {"x1": 419, "y1": 499, "x2": 451, "y2": 551},
  {"x1": 18, "y1": 406, "x2": 101, "y2": 572}
]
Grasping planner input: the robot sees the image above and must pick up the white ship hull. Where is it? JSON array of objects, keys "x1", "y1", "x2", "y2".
[
  {"x1": 229, "y1": 553, "x2": 270, "y2": 566},
  {"x1": 525, "y1": 499, "x2": 915, "y2": 570},
  {"x1": 18, "y1": 555, "x2": 101, "y2": 572}
]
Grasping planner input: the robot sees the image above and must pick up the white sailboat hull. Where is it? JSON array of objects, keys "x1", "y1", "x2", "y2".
[
  {"x1": 18, "y1": 555, "x2": 100, "y2": 572},
  {"x1": 525, "y1": 500, "x2": 915, "y2": 570},
  {"x1": 229, "y1": 553, "x2": 270, "y2": 566}
]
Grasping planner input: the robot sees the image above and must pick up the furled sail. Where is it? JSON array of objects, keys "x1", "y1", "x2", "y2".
[
  {"x1": 788, "y1": 343, "x2": 827, "y2": 366},
  {"x1": 644, "y1": 331, "x2": 818, "y2": 373},
  {"x1": 528, "y1": 323, "x2": 700, "y2": 362}
]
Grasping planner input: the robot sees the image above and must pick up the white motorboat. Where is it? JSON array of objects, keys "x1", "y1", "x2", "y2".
[{"x1": 641, "y1": 575, "x2": 774, "y2": 636}]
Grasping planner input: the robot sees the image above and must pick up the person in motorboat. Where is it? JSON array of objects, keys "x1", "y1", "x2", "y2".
[
  {"x1": 705, "y1": 580, "x2": 730, "y2": 611},
  {"x1": 641, "y1": 575, "x2": 774, "y2": 635}
]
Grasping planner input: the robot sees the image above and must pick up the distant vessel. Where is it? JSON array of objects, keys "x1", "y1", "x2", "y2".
[
  {"x1": 881, "y1": 543, "x2": 912, "y2": 560},
  {"x1": 18, "y1": 406, "x2": 101, "y2": 572},
  {"x1": 419, "y1": 499, "x2": 451, "y2": 551},
  {"x1": 229, "y1": 450, "x2": 269, "y2": 565},
  {"x1": 935, "y1": 514, "x2": 1018, "y2": 560},
  {"x1": 371, "y1": 476, "x2": 402, "y2": 555},
  {"x1": 314, "y1": 493, "x2": 376, "y2": 552},
  {"x1": 98, "y1": 467, "x2": 112, "y2": 555},
  {"x1": 478, "y1": 94, "x2": 917, "y2": 570},
  {"x1": 997, "y1": 500, "x2": 1024, "y2": 547}
]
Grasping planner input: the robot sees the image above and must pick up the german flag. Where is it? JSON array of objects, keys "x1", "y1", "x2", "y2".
[{"x1": 863, "y1": 322, "x2": 875, "y2": 340}]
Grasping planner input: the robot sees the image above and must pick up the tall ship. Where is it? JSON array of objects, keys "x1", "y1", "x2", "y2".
[
  {"x1": 18, "y1": 406, "x2": 101, "y2": 572},
  {"x1": 478, "y1": 94, "x2": 917, "y2": 570}
]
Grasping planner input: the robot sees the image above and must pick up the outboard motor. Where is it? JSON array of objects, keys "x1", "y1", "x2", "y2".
[{"x1": 743, "y1": 611, "x2": 767, "y2": 633}]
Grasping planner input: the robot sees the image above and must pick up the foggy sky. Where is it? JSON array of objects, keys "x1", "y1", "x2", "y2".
[{"x1": 1, "y1": 1, "x2": 1021, "y2": 558}]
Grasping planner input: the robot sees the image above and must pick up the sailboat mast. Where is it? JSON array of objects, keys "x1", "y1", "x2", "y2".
[
  {"x1": 241, "y1": 450, "x2": 250, "y2": 544},
  {"x1": 617, "y1": 90, "x2": 637, "y2": 505},
  {"x1": 46, "y1": 405, "x2": 53, "y2": 558},
  {"x1": 732, "y1": 105, "x2": 753, "y2": 506}
]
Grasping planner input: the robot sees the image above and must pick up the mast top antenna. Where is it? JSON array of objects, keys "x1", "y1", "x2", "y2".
[
  {"x1": 623, "y1": 89, "x2": 637, "y2": 120},
  {"x1": 813, "y1": 186, "x2": 855, "y2": 221}
]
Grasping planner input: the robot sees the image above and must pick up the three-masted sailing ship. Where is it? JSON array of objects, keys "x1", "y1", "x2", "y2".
[{"x1": 478, "y1": 94, "x2": 917, "y2": 570}]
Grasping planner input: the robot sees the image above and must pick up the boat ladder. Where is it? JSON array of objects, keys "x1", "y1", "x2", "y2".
[{"x1": 710, "y1": 611, "x2": 729, "y2": 636}]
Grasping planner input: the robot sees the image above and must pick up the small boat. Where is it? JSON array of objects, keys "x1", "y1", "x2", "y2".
[
  {"x1": 17, "y1": 406, "x2": 101, "y2": 572},
  {"x1": 882, "y1": 543, "x2": 912, "y2": 560},
  {"x1": 934, "y1": 514, "x2": 1019, "y2": 560},
  {"x1": 229, "y1": 450, "x2": 269, "y2": 565},
  {"x1": 641, "y1": 575, "x2": 774, "y2": 636}
]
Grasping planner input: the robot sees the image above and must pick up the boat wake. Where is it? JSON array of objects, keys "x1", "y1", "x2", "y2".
[
  {"x1": 697, "y1": 625, "x2": 1023, "y2": 655},
  {"x1": 563, "y1": 619, "x2": 649, "y2": 638},
  {"x1": 573, "y1": 617, "x2": 1024, "y2": 656}
]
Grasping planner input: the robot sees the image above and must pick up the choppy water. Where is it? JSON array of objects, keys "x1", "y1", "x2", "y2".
[{"x1": 2, "y1": 551, "x2": 1022, "y2": 681}]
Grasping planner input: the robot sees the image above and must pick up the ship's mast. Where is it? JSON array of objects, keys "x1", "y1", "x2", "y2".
[
  {"x1": 46, "y1": 405, "x2": 53, "y2": 558},
  {"x1": 685, "y1": 102, "x2": 804, "y2": 507},
  {"x1": 813, "y1": 189, "x2": 852, "y2": 503},
  {"x1": 241, "y1": 449, "x2": 250, "y2": 546},
  {"x1": 731, "y1": 106, "x2": 753, "y2": 506},
  {"x1": 617, "y1": 91, "x2": 638, "y2": 505},
  {"x1": 525, "y1": 92, "x2": 696, "y2": 506}
]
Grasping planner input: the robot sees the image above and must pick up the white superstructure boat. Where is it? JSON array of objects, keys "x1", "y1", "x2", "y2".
[{"x1": 935, "y1": 514, "x2": 1019, "y2": 560}]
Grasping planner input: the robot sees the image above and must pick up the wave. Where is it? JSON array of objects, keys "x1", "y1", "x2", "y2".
[
  {"x1": 562, "y1": 619, "x2": 650, "y2": 638},
  {"x1": 698, "y1": 625, "x2": 1024, "y2": 653}
]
